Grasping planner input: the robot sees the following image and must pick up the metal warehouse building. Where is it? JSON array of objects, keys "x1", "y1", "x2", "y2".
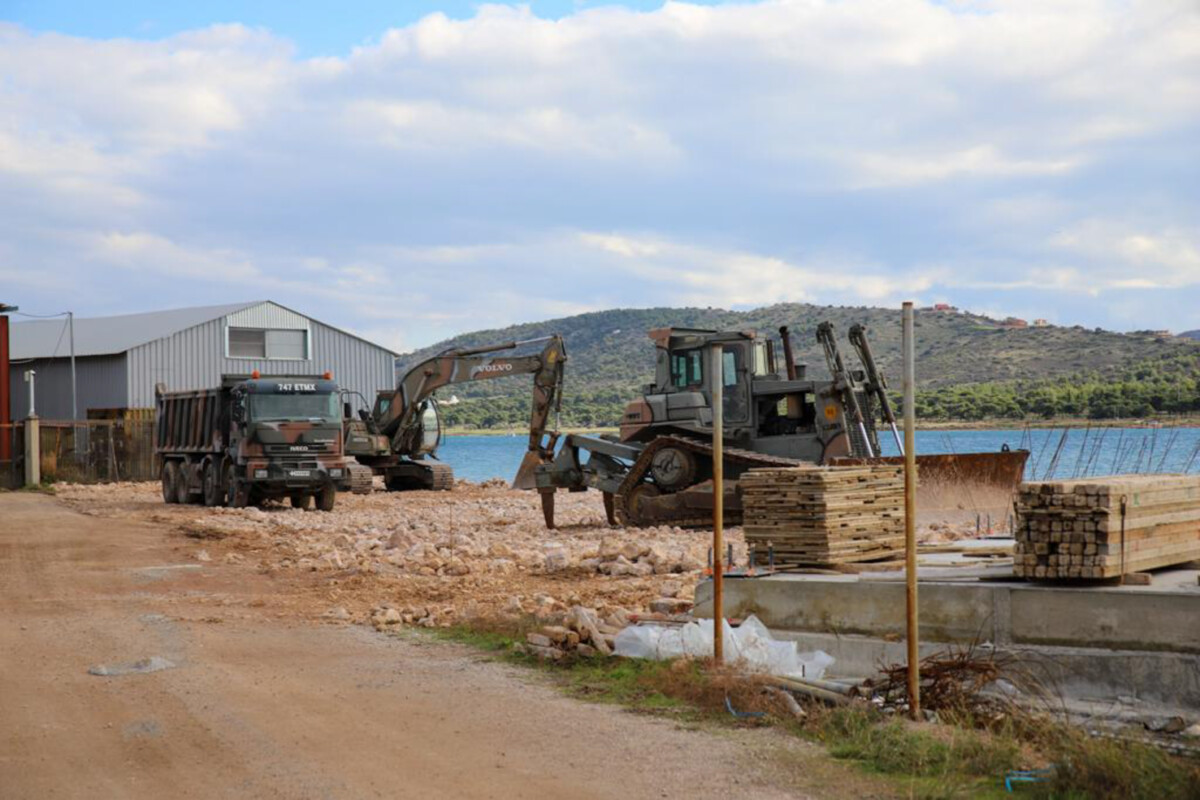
[{"x1": 8, "y1": 301, "x2": 397, "y2": 420}]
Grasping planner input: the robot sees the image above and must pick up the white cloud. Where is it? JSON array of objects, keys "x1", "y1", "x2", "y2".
[
  {"x1": 1051, "y1": 222, "x2": 1200, "y2": 289},
  {"x1": 90, "y1": 232, "x2": 260, "y2": 281},
  {"x1": 0, "y1": 2, "x2": 1197, "y2": 341},
  {"x1": 850, "y1": 145, "x2": 1082, "y2": 188},
  {"x1": 578, "y1": 231, "x2": 932, "y2": 306}
]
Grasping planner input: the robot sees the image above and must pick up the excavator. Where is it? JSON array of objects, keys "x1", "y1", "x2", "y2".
[
  {"x1": 526, "y1": 324, "x2": 1028, "y2": 529},
  {"x1": 342, "y1": 335, "x2": 566, "y2": 492}
]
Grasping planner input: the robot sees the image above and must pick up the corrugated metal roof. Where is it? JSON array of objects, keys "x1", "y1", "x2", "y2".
[{"x1": 10, "y1": 301, "x2": 260, "y2": 359}]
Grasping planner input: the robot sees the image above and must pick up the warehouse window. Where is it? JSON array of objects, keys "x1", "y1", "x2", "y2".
[
  {"x1": 266, "y1": 329, "x2": 308, "y2": 360},
  {"x1": 228, "y1": 327, "x2": 309, "y2": 360},
  {"x1": 228, "y1": 328, "x2": 266, "y2": 358}
]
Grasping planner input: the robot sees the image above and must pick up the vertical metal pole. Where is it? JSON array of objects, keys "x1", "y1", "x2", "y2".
[
  {"x1": 26, "y1": 369, "x2": 36, "y2": 417},
  {"x1": 0, "y1": 313, "x2": 9, "y2": 462},
  {"x1": 902, "y1": 302, "x2": 920, "y2": 720},
  {"x1": 69, "y1": 311, "x2": 77, "y2": 421},
  {"x1": 711, "y1": 345, "x2": 724, "y2": 664}
]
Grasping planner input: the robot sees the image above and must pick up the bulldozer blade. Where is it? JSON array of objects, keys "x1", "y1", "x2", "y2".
[
  {"x1": 602, "y1": 492, "x2": 617, "y2": 526},
  {"x1": 512, "y1": 450, "x2": 545, "y2": 490},
  {"x1": 831, "y1": 449, "x2": 1030, "y2": 526}
]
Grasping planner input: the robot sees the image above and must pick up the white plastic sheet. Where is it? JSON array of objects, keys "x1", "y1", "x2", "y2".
[{"x1": 613, "y1": 614, "x2": 833, "y2": 680}]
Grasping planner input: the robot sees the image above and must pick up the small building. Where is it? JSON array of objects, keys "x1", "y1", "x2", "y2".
[
  {"x1": 1002, "y1": 317, "x2": 1029, "y2": 329},
  {"x1": 9, "y1": 301, "x2": 397, "y2": 420},
  {"x1": 1033, "y1": 319, "x2": 1050, "y2": 327},
  {"x1": 933, "y1": 303, "x2": 956, "y2": 312}
]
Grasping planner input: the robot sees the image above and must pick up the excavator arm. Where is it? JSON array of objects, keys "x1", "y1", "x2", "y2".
[{"x1": 380, "y1": 336, "x2": 567, "y2": 476}]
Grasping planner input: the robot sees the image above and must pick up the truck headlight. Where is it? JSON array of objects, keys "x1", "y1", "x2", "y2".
[
  {"x1": 254, "y1": 469, "x2": 268, "y2": 479},
  {"x1": 330, "y1": 468, "x2": 343, "y2": 477}
]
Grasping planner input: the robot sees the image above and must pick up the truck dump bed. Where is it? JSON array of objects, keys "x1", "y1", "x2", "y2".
[{"x1": 156, "y1": 387, "x2": 228, "y2": 455}]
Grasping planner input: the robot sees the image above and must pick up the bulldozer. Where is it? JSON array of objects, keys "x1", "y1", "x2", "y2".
[
  {"x1": 343, "y1": 335, "x2": 566, "y2": 492},
  {"x1": 523, "y1": 324, "x2": 1028, "y2": 529}
]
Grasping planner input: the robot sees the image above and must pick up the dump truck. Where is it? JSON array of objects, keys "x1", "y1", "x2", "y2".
[
  {"x1": 342, "y1": 335, "x2": 566, "y2": 491},
  {"x1": 525, "y1": 324, "x2": 1028, "y2": 528},
  {"x1": 156, "y1": 373, "x2": 350, "y2": 510}
]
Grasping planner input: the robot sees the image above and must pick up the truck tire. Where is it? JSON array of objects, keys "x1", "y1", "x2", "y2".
[
  {"x1": 316, "y1": 484, "x2": 336, "y2": 512},
  {"x1": 225, "y1": 463, "x2": 249, "y2": 508},
  {"x1": 202, "y1": 461, "x2": 224, "y2": 507},
  {"x1": 174, "y1": 461, "x2": 193, "y2": 505},
  {"x1": 290, "y1": 492, "x2": 312, "y2": 511},
  {"x1": 162, "y1": 461, "x2": 180, "y2": 504}
]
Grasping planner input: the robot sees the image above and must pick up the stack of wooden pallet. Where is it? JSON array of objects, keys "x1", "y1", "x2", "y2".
[
  {"x1": 741, "y1": 465, "x2": 905, "y2": 567},
  {"x1": 1014, "y1": 474, "x2": 1200, "y2": 580}
]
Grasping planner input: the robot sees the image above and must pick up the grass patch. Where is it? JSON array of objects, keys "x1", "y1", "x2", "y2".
[
  {"x1": 3, "y1": 482, "x2": 56, "y2": 494},
  {"x1": 1033, "y1": 725, "x2": 1200, "y2": 800},
  {"x1": 805, "y1": 706, "x2": 1019, "y2": 798},
  {"x1": 421, "y1": 619, "x2": 1200, "y2": 799}
]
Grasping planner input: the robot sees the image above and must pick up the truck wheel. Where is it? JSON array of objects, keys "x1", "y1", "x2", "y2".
[
  {"x1": 316, "y1": 485, "x2": 336, "y2": 512},
  {"x1": 162, "y1": 462, "x2": 180, "y2": 504},
  {"x1": 174, "y1": 461, "x2": 193, "y2": 505},
  {"x1": 225, "y1": 463, "x2": 249, "y2": 508},
  {"x1": 202, "y1": 461, "x2": 223, "y2": 507},
  {"x1": 290, "y1": 492, "x2": 312, "y2": 511}
]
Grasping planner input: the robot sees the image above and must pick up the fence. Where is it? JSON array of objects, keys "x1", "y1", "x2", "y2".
[
  {"x1": 36, "y1": 419, "x2": 157, "y2": 484},
  {"x1": 0, "y1": 422, "x2": 23, "y2": 490}
]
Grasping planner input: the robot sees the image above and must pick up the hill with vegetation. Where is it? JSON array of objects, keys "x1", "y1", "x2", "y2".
[{"x1": 394, "y1": 304, "x2": 1200, "y2": 428}]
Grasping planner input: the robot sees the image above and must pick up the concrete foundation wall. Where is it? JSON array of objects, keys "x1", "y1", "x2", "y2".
[
  {"x1": 695, "y1": 575, "x2": 1200, "y2": 654},
  {"x1": 696, "y1": 575, "x2": 1200, "y2": 709}
]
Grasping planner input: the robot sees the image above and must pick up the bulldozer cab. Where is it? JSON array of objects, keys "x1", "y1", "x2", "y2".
[{"x1": 637, "y1": 328, "x2": 848, "y2": 461}]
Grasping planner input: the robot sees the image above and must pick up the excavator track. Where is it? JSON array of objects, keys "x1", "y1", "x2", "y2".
[
  {"x1": 346, "y1": 459, "x2": 375, "y2": 495},
  {"x1": 613, "y1": 435, "x2": 806, "y2": 528},
  {"x1": 425, "y1": 462, "x2": 456, "y2": 491}
]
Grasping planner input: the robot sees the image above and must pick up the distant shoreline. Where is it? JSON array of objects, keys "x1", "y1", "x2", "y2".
[{"x1": 445, "y1": 417, "x2": 1200, "y2": 437}]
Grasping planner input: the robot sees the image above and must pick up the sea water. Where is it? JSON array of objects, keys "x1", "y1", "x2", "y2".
[{"x1": 437, "y1": 427, "x2": 1200, "y2": 485}]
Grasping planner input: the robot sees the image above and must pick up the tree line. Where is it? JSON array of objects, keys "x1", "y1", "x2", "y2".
[{"x1": 439, "y1": 353, "x2": 1200, "y2": 429}]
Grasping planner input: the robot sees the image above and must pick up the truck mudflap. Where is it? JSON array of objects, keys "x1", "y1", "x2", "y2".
[{"x1": 829, "y1": 448, "x2": 1030, "y2": 525}]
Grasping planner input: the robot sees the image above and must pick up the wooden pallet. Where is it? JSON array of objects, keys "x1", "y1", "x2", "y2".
[{"x1": 742, "y1": 465, "x2": 905, "y2": 567}]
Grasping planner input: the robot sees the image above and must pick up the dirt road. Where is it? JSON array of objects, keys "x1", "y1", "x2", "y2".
[{"x1": 0, "y1": 492, "x2": 891, "y2": 799}]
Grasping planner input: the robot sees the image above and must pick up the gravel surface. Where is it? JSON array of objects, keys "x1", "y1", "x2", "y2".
[
  {"x1": 57, "y1": 481, "x2": 745, "y2": 627},
  {"x1": 56, "y1": 479, "x2": 987, "y2": 629}
]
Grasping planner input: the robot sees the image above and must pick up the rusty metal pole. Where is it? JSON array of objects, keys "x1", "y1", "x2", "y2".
[
  {"x1": 902, "y1": 302, "x2": 921, "y2": 720},
  {"x1": 711, "y1": 344, "x2": 724, "y2": 664}
]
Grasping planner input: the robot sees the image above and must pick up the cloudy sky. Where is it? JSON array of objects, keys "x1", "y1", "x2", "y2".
[{"x1": 2, "y1": 0, "x2": 1197, "y2": 351}]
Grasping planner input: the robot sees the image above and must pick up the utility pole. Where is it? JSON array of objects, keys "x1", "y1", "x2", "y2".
[
  {"x1": 0, "y1": 303, "x2": 15, "y2": 464},
  {"x1": 69, "y1": 311, "x2": 77, "y2": 421}
]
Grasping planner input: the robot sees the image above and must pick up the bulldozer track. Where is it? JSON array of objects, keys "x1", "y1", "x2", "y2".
[{"x1": 613, "y1": 435, "x2": 806, "y2": 528}]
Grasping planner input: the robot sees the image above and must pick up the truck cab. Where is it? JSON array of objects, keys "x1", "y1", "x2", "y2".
[{"x1": 230, "y1": 376, "x2": 348, "y2": 504}]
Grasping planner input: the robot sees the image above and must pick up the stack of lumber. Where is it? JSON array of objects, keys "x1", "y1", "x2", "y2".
[
  {"x1": 741, "y1": 465, "x2": 905, "y2": 567},
  {"x1": 1014, "y1": 474, "x2": 1200, "y2": 580}
]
